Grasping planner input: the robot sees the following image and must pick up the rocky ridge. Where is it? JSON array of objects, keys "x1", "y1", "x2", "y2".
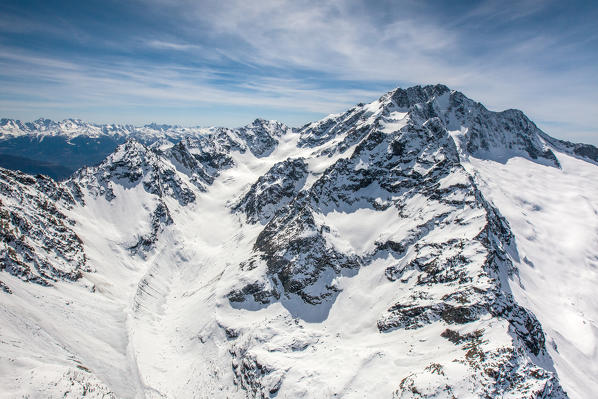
[
  {"x1": 0, "y1": 118, "x2": 289, "y2": 180},
  {"x1": 0, "y1": 168, "x2": 87, "y2": 289},
  {"x1": 228, "y1": 85, "x2": 568, "y2": 397}
]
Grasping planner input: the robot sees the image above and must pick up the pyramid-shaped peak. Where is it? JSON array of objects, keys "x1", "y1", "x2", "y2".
[
  {"x1": 387, "y1": 84, "x2": 452, "y2": 108},
  {"x1": 246, "y1": 118, "x2": 286, "y2": 129},
  {"x1": 105, "y1": 137, "x2": 152, "y2": 163},
  {"x1": 33, "y1": 117, "x2": 57, "y2": 126},
  {"x1": 144, "y1": 122, "x2": 175, "y2": 130}
]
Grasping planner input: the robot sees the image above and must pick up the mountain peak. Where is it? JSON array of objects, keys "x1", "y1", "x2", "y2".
[
  {"x1": 386, "y1": 83, "x2": 451, "y2": 108},
  {"x1": 246, "y1": 117, "x2": 288, "y2": 132},
  {"x1": 251, "y1": 117, "x2": 270, "y2": 125},
  {"x1": 144, "y1": 122, "x2": 176, "y2": 130}
]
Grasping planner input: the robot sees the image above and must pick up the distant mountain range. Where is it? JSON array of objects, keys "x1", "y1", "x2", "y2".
[
  {"x1": 2, "y1": 109, "x2": 597, "y2": 182},
  {"x1": 1, "y1": 85, "x2": 597, "y2": 398},
  {"x1": 0, "y1": 118, "x2": 281, "y2": 179}
]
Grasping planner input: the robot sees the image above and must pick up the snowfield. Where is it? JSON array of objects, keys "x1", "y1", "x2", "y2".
[{"x1": 462, "y1": 151, "x2": 598, "y2": 399}]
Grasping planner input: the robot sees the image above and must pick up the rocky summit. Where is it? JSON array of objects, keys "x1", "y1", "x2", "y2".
[{"x1": 1, "y1": 85, "x2": 597, "y2": 398}]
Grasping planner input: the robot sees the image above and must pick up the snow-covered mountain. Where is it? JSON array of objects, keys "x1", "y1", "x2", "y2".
[
  {"x1": 0, "y1": 118, "x2": 287, "y2": 180},
  {"x1": 1, "y1": 85, "x2": 597, "y2": 398},
  {"x1": 0, "y1": 117, "x2": 189, "y2": 140}
]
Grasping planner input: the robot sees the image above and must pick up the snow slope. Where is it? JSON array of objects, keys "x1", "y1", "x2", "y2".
[
  {"x1": 461, "y1": 151, "x2": 598, "y2": 399},
  {"x1": 1, "y1": 85, "x2": 596, "y2": 398}
]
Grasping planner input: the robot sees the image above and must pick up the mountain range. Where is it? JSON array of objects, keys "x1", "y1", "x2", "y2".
[{"x1": 1, "y1": 84, "x2": 597, "y2": 398}]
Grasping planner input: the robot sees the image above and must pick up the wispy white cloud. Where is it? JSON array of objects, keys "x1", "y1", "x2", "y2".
[
  {"x1": 144, "y1": 40, "x2": 202, "y2": 51},
  {"x1": 0, "y1": 46, "x2": 383, "y2": 126},
  {"x1": 462, "y1": 0, "x2": 553, "y2": 22}
]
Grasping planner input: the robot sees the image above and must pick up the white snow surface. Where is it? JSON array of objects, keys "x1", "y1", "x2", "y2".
[{"x1": 461, "y1": 151, "x2": 598, "y2": 399}]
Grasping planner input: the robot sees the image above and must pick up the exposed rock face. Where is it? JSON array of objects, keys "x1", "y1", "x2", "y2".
[
  {"x1": 538, "y1": 131, "x2": 598, "y2": 164},
  {"x1": 235, "y1": 118, "x2": 286, "y2": 157},
  {"x1": 129, "y1": 200, "x2": 174, "y2": 255},
  {"x1": 0, "y1": 168, "x2": 87, "y2": 289},
  {"x1": 71, "y1": 139, "x2": 196, "y2": 206},
  {"x1": 233, "y1": 158, "x2": 309, "y2": 224}
]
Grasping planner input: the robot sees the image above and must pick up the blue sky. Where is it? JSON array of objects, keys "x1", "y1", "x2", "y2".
[{"x1": 0, "y1": 0, "x2": 597, "y2": 143}]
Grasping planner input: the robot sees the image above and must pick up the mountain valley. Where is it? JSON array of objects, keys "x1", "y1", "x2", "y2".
[{"x1": 1, "y1": 85, "x2": 597, "y2": 398}]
